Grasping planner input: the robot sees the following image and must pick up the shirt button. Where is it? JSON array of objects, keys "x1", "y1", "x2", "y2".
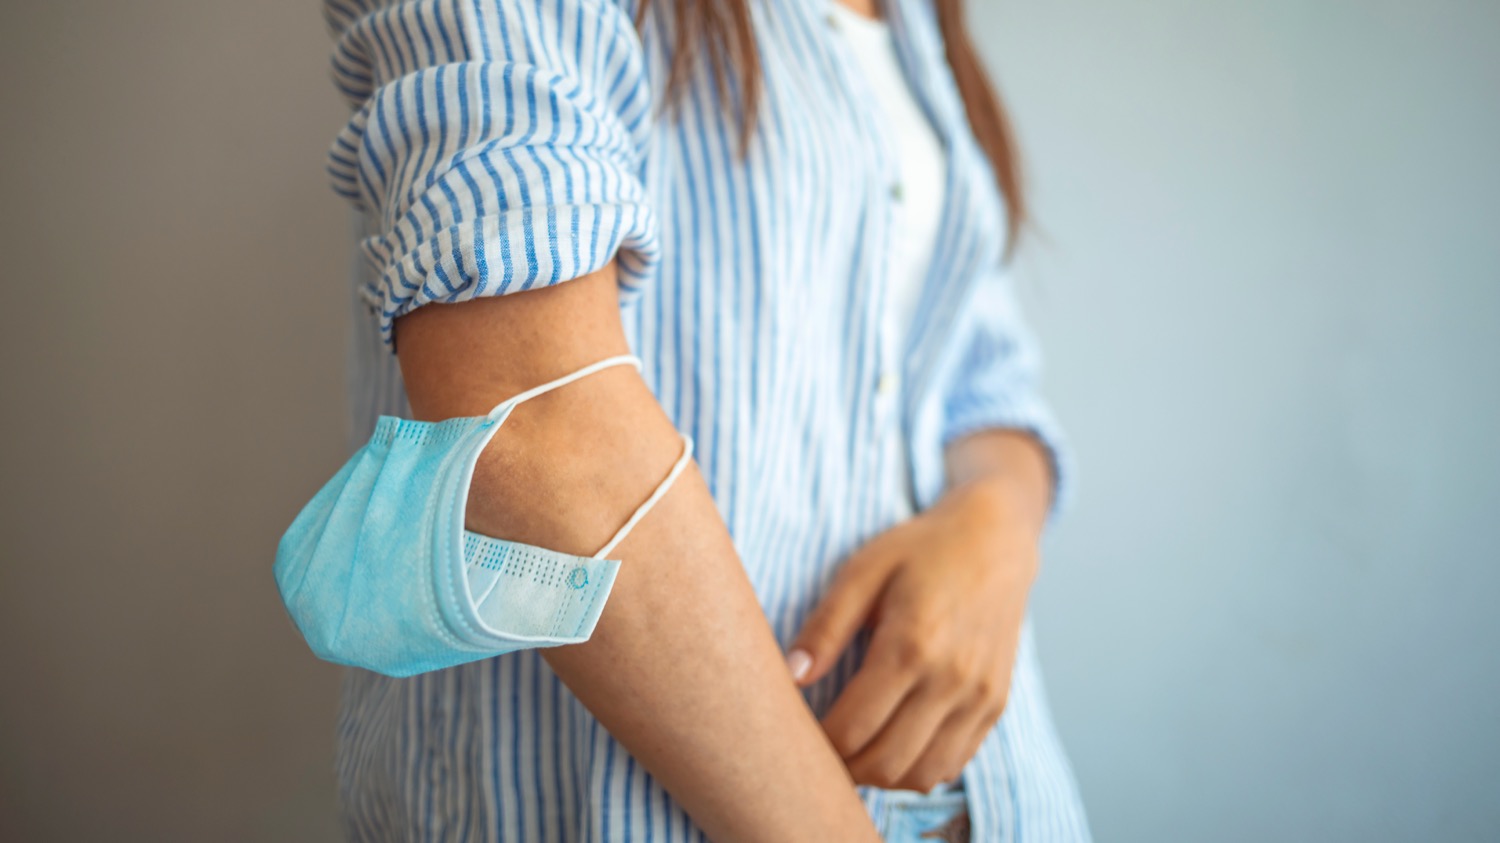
[
  {"x1": 825, "y1": 12, "x2": 840, "y2": 29},
  {"x1": 876, "y1": 372, "x2": 898, "y2": 397},
  {"x1": 890, "y1": 181, "x2": 904, "y2": 202}
]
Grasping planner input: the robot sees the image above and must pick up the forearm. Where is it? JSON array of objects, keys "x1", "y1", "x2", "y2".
[
  {"x1": 942, "y1": 427, "x2": 1055, "y2": 541},
  {"x1": 395, "y1": 268, "x2": 879, "y2": 842}
]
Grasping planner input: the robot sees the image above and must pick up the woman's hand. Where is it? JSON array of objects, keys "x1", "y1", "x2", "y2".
[{"x1": 786, "y1": 442, "x2": 1048, "y2": 793}]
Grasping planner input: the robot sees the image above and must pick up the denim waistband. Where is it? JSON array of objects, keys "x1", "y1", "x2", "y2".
[{"x1": 881, "y1": 787, "x2": 968, "y2": 807}]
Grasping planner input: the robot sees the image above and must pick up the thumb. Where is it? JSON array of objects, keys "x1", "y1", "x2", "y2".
[{"x1": 786, "y1": 537, "x2": 901, "y2": 687}]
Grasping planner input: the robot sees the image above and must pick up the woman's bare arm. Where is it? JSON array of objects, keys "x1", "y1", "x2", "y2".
[{"x1": 394, "y1": 265, "x2": 880, "y2": 843}]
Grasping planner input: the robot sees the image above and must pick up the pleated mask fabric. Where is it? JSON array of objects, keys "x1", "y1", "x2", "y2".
[{"x1": 273, "y1": 354, "x2": 693, "y2": 678}]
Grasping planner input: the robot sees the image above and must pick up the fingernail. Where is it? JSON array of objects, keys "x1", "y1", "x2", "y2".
[{"x1": 786, "y1": 648, "x2": 812, "y2": 682}]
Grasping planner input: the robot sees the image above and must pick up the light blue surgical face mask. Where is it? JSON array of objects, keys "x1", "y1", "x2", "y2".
[{"x1": 273, "y1": 354, "x2": 693, "y2": 678}]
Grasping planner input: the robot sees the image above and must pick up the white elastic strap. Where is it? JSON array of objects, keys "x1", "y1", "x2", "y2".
[
  {"x1": 477, "y1": 352, "x2": 692, "y2": 561},
  {"x1": 486, "y1": 354, "x2": 643, "y2": 422},
  {"x1": 593, "y1": 432, "x2": 695, "y2": 559}
]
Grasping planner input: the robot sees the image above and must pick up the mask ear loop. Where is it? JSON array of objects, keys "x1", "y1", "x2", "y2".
[
  {"x1": 484, "y1": 354, "x2": 644, "y2": 424},
  {"x1": 592, "y1": 432, "x2": 694, "y2": 559},
  {"x1": 476, "y1": 351, "x2": 695, "y2": 560}
]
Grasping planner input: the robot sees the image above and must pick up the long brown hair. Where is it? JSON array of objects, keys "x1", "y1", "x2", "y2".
[{"x1": 635, "y1": 0, "x2": 1028, "y2": 254}]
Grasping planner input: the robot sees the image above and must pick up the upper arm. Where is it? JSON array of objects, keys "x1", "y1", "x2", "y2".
[{"x1": 322, "y1": 0, "x2": 660, "y2": 353}]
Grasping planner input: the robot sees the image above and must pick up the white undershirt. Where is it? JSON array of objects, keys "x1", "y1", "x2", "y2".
[{"x1": 829, "y1": 2, "x2": 949, "y2": 516}]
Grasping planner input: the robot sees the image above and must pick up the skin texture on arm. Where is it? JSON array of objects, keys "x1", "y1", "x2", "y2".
[
  {"x1": 394, "y1": 264, "x2": 881, "y2": 843},
  {"x1": 788, "y1": 428, "x2": 1053, "y2": 792}
]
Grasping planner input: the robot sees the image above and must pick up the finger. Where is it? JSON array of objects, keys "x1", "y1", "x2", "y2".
[
  {"x1": 818, "y1": 620, "x2": 921, "y2": 759},
  {"x1": 787, "y1": 533, "x2": 904, "y2": 686},
  {"x1": 949, "y1": 698, "x2": 1007, "y2": 782},
  {"x1": 897, "y1": 693, "x2": 991, "y2": 792},
  {"x1": 925, "y1": 685, "x2": 1010, "y2": 792},
  {"x1": 844, "y1": 679, "x2": 958, "y2": 790}
]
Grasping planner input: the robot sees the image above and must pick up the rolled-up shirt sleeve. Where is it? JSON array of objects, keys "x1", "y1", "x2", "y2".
[
  {"x1": 323, "y1": 0, "x2": 660, "y2": 352},
  {"x1": 939, "y1": 262, "x2": 1075, "y2": 526}
]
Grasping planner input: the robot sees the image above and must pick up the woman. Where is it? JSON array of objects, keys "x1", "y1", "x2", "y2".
[{"x1": 319, "y1": 0, "x2": 1090, "y2": 838}]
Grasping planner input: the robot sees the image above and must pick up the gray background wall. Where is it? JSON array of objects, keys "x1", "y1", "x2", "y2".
[
  {"x1": 978, "y1": 2, "x2": 1500, "y2": 841},
  {"x1": 0, "y1": 1, "x2": 1494, "y2": 841}
]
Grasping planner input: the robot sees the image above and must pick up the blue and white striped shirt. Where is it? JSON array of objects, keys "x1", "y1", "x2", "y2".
[{"x1": 321, "y1": 0, "x2": 1090, "y2": 839}]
